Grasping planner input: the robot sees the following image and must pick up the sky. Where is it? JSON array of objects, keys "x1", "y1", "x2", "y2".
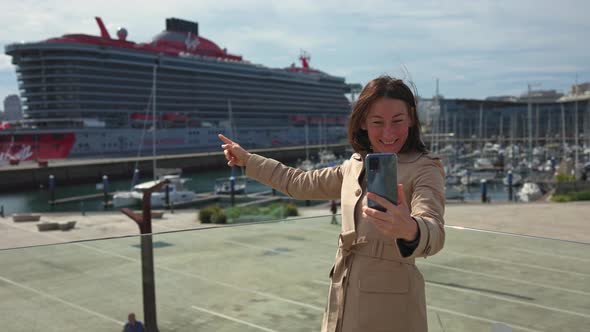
[{"x1": 0, "y1": 0, "x2": 589, "y2": 104}]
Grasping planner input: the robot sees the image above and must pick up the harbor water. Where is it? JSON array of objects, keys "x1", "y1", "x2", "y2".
[{"x1": 0, "y1": 167, "x2": 514, "y2": 216}]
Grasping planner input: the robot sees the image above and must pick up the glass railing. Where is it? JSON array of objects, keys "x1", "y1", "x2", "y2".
[{"x1": 0, "y1": 213, "x2": 588, "y2": 331}]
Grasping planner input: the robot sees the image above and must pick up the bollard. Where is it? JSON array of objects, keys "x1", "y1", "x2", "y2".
[
  {"x1": 48, "y1": 175, "x2": 55, "y2": 205},
  {"x1": 230, "y1": 175, "x2": 236, "y2": 207},
  {"x1": 480, "y1": 179, "x2": 488, "y2": 203},
  {"x1": 507, "y1": 171, "x2": 513, "y2": 202},
  {"x1": 165, "y1": 184, "x2": 170, "y2": 209},
  {"x1": 0, "y1": 205, "x2": 4, "y2": 218},
  {"x1": 102, "y1": 175, "x2": 109, "y2": 208},
  {"x1": 80, "y1": 201, "x2": 86, "y2": 216}
]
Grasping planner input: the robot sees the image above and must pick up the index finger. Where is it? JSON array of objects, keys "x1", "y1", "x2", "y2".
[{"x1": 218, "y1": 134, "x2": 234, "y2": 145}]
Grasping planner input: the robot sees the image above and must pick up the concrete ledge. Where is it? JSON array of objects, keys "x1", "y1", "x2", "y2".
[{"x1": 12, "y1": 213, "x2": 41, "y2": 222}]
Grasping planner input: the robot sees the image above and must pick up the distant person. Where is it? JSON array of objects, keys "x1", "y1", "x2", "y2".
[
  {"x1": 330, "y1": 200, "x2": 338, "y2": 224},
  {"x1": 122, "y1": 313, "x2": 144, "y2": 332},
  {"x1": 219, "y1": 76, "x2": 445, "y2": 331}
]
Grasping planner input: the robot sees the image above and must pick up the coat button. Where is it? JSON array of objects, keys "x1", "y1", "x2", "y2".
[{"x1": 355, "y1": 188, "x2": 361, "y2": 196}]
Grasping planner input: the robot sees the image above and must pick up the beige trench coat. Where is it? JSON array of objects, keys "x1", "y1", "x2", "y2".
[{"x1": 245, "y1": 150, "x2": 445, "y2": 332}]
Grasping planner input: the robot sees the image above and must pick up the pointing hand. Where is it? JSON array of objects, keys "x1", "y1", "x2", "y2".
[{"x1": 218, "y1": 134, "x2": 251, "y2": 167}]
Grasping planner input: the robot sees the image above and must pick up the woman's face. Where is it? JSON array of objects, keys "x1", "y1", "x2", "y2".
[{"x1": 362, "y1": 97, "x2": 412, "y2": 154}]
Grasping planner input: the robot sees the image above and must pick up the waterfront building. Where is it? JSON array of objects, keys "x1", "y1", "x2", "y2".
[{"x1": 421, "y1": 84, "x2": 590, "y2": 149}]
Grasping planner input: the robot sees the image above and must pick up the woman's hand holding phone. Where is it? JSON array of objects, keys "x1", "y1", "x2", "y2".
[{"x1": 363, "y1": 184, "x2": 418, "y2": 242}]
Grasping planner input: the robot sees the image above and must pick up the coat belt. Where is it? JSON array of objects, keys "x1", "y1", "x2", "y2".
[
  {"x1": 324, "y1": 230, "x2": 415, "y2": 332},
  {"x1": 338, "y1": 230, "x2": 415, "y2": 267}
]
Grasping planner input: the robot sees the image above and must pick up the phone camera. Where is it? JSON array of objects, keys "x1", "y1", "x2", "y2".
[{"x1": 369, "y1": 158, "x2": 379, "y2": 171}]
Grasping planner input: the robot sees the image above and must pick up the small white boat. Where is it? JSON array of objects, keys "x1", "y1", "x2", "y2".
[
  {"x1": 112, "y1": 191, "x2": 137, "y2": 207},
  {"x1": 517, "y1": 182, "x2": 543, "y2": 202},
  {"x1": 214, "y1": 176, "x2": 247, "y2": 195},
  {"x1": 297, "y1": 159, "x2": 315, "y2": 171},
  {"x1": 460, "y1": 169, "x2": 497, "y2": 186},
  {"x1": 113, "y1": 175, "x2": 196, "y2": 208}
]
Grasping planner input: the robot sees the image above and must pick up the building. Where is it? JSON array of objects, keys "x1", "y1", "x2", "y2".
[
  {"x1": 3, "y1": 95, "x2": 22, "y2": 121},
  {"x1": 421, "y1": 84, "x2": 590, "y2": 149}
]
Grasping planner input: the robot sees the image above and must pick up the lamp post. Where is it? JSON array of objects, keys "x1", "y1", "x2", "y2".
[{"x1": 120, "y1": 179, "x2": 169, "y2": 332}]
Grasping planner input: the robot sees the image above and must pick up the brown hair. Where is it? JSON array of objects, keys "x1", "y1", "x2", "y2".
[{"x1": 348, "y1": 75, "x2": 426, "y2": 154}]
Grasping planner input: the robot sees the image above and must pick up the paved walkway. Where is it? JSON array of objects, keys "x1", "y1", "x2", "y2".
[{"x1": 1, "y1": 201, "x2": 589, "y2": 250}]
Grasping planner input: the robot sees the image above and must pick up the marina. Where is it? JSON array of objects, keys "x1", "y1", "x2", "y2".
[{"x1": 0, "y1": 159, "x2": 558, "y2": 216}]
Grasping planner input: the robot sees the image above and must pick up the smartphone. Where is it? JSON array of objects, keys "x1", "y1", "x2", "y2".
[{"x1": 365, "y1": 153, "x2": 398, "y2": 212}]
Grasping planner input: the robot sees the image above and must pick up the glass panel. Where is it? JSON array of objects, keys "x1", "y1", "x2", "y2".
[
  {"x1": 422, "y1": 226, "x2": 590, "y2": 331},
  {"x1": 0, "y1": 214, "x2": 588, "y2": 331}
]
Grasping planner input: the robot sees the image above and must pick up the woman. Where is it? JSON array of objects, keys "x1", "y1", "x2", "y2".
[{"x1": 219, "y1": 76, "x2": 445, "y2": 332}]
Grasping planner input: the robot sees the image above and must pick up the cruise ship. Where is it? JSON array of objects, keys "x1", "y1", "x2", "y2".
[{"x1": 1, "y1": 17, "x2": 351, "y2": 162}]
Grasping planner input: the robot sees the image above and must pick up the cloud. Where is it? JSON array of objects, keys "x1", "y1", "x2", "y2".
[{"x1": 0, "y1": 0, "x2": 589, "y2": 100}]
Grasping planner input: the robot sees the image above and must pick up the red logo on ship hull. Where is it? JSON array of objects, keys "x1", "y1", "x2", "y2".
[{"x1": 0, "y1": 133, "x2": 75, "y2": 162}]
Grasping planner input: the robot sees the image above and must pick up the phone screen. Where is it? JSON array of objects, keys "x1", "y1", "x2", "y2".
[{"x1": 365, "y1": 153, "x2": 398, "y2": 212}]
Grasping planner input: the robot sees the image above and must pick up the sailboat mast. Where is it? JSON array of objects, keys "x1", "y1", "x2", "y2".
[
  {"x1": 318, "y1": 119, "x2": 322, "y2": 151},
  {"x1": 560, "y1": 103, "x2": 566, "y2": 156},
  {"x1": 152, "y1": 65, "x2": 157, "y2": 180},
  {"x1": 323, "y1": 114, "x2": 327, "y2": 150},
  {"x1": 574, "y1": 96, "x2": 579, "y2": 172},
  {"x1": 228, "y1": 99, "x2": 236, "y2": 139},
  {"x1": 305, "y1": 122, "x2": 309, "y2": 161},
  {"x1": 479, "y1": 103, "x2": 483, "y2": 159},
  {"x1": 228, "y1": 99, "x2": 236, "y2": 176}
]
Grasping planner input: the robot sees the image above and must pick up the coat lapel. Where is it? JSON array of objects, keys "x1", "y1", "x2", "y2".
[{"x1": 340, "y1": 153, "x2": 364, "y2": 234}]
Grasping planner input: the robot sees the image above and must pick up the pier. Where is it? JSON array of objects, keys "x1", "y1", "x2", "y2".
[{"x1": 50, "y1": 193, "x2": 115, "y2": 205}]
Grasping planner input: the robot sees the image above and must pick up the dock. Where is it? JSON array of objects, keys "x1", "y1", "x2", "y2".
[{"x1": 50, "y1": 192, "x2": 115, "y2": 204}]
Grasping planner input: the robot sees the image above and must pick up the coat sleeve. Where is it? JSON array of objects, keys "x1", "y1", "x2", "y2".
[
  {"x1": 406, "y1": 157, "x2": 446, "y2": 258},
  {"x1": 245, "y1": 153, "x2": 344, "y2": 200}
]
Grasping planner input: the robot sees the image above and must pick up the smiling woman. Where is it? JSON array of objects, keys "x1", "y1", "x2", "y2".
[
  {"x1": 348, "y1": 76, "x2": 426, "y2": 155},
  {"x1": 219, "y1": 75, "x2": 445, "y2": 332}
]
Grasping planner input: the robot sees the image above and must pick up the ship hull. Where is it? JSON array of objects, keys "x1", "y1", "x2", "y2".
[{"x1": 0, "y1": 125, "x2": 347, "y2": 162}]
